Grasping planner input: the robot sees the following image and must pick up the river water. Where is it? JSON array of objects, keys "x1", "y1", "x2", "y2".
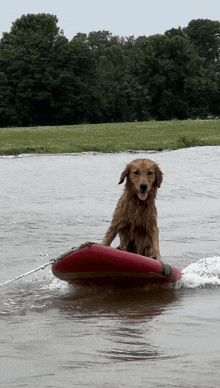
[{"x1": 1, "y1": 147, "x2": 220, "y2": 387}]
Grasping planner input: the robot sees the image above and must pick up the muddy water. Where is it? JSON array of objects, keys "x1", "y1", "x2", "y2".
[{"x1": 1, "y1": 147, "x2": 220, "y2": 387}]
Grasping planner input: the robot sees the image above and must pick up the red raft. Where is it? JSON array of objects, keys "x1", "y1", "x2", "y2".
[{"x1": 52, "y1": 243, "x2": 182, "y2": 287}]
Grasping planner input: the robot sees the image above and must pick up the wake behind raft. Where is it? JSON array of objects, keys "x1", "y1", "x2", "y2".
[{"x1": 52, "y1": 242, "x2": 182, "y2": 288}]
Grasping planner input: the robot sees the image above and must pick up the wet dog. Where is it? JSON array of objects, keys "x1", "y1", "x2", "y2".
[{"x1": 102, "y1": 159, "x2": 163, "y2": 260}]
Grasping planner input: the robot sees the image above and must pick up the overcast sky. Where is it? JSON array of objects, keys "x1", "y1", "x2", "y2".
[{"x1": 1, "y1": 0, "x2": 220, "y2": 40}]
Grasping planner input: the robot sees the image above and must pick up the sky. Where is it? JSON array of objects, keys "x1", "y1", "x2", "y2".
[{"x1": 1, "y1": 0, "x2": 220, "y2": 41}]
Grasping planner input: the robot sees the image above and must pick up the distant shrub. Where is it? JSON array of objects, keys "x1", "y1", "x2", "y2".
[{"x1": 176, "y1": 136, "x2": 205, "y2": 148}]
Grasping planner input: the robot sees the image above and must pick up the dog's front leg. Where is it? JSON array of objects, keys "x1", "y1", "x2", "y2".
[
  {"x1": 151, "y1": 226, "x2": 161, "y2": 261},
  {"x1": 102, "y1": 226, "x2": 118, "y2": 246},
  {"x1": 102, "y1": 198, "x2": 123, "y2": 246}
]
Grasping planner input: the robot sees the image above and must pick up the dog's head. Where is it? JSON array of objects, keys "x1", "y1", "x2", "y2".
[{"x1": 119, "y1": 159, "x2": 163, "y2": 201}]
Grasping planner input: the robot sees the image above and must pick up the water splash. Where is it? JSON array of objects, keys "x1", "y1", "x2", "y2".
[{"x1": 181, "y1": 256, "x2": 220, "y2": 288}]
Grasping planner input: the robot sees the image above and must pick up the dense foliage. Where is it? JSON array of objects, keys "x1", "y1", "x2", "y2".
[{"x1": 0, "y1": 14, "x2": 220, "y2": 127}]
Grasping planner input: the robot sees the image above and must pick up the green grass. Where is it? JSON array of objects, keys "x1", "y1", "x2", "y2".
[{"x1": 0, "y1": 119, "x2": 220, "y2": 156}]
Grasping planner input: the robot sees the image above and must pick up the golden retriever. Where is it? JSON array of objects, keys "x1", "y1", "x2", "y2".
[{"x1": 102, "y1": 159, "x2": 163, "y2": 260}]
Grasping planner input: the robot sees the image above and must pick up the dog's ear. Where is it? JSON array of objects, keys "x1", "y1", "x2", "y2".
[
  {"x1": 118, "y1": 164, "x2": 131, "y2": 184},
  {"x1": 154, "y1": 164, "x2": 163, "y2": 188}
]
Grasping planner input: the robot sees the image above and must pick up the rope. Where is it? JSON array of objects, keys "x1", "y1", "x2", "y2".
[
  {"x1": 0, "y1": 260, "x2": 55, "y2": 287},
  {"x1": 0, "y1": 242, "x2": 96, "y2": 287}
]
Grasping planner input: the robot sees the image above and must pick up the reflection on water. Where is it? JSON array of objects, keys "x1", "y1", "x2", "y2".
[
  {"x1": 1, "y1": 273, "x2": 180, "y2": 319},
  {"x1": 1, "y1": 271, "x2": 183, "y2": 367},
  {"x1": 56, "y1": 285, "x2": 180, "y2": 321}
]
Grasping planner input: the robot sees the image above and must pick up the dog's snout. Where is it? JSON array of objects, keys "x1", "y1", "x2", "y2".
[{"x1": 140, "y1": 183, "x2": 148, "y2": 192}]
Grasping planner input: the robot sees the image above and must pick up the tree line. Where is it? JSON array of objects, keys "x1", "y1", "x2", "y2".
[{"x1": 0, "y1": 14, "x2": 220, "y2": 127}]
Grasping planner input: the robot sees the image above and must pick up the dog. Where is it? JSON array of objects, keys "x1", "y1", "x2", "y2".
[{"x1": 102, "y1": 159, "x2": 163, "y2": 260}]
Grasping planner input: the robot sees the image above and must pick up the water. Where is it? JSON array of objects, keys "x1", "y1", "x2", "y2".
[{"x1": 1, "y1": 147, "x2": 220, "y2": 387}]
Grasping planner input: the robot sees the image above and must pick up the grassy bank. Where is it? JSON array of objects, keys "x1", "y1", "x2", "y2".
[{"x1": 0, "y1": 119, "x2": 220, "y2": 156}]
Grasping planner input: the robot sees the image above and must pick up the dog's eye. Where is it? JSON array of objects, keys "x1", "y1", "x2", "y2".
[
  {"x1": 134, "y1": 170, "x2": 139, "y2": 175},
  {"x1": 148, "y1": 171, "x2": 153, "y2": 175}
]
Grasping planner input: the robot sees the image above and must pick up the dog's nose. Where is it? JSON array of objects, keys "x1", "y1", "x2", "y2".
[{"x1": 140, "y1": 183, "x2": 148, "y2": 192}]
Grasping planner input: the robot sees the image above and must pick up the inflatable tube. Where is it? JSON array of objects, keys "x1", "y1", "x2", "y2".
[{"x1": 52, "y1": 242, "x2": 182, "y2": 287}]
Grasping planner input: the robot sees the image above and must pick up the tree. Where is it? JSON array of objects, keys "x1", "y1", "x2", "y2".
[
  {"x1": 50, "y1": 37, "x2": 98, "y2": 124},
  {"x1": 0, "y1": 72, "x2": 17, "y2": 127},
  {"x1": 0, "y1": 14, "x2": 63, "y2": 126},
  {"x1": 0, "y1": 16, "x2": 219, "y2": 127},
  {"x1": 184, "y1": 19, "x2": 220, "y2": 62},
  {"x1": 72, "y1": 31, "x2": 140, "y2": 122},
  {"x1": 0, "y1": 14, "x2": 98, "y2": 126},
  {"x1": 131, "y1": 34, "x2": 212, "y2": 119},
  {"x1": 165, "y1": 27, "x2": 186, "y2": 38}
]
